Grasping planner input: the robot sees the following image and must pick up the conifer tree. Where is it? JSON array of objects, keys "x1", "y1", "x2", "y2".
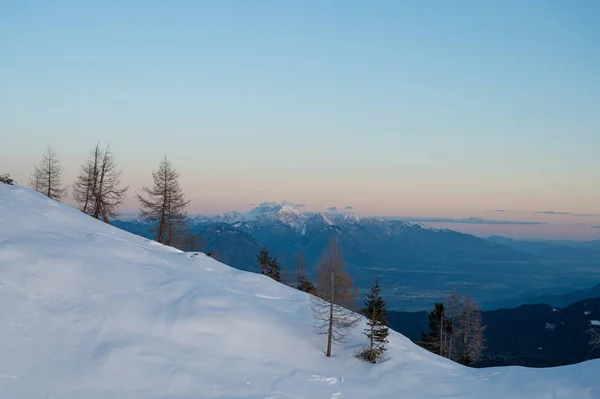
[
  {"x1": 90, "y1": 145, "x2": 128, "y2": 222},
  {"x1": 360, "y1": 278, "x2": 389, "y2": 363},
  {"x1": 73, "y1": 143, "x2": 128, "y2": 222},
  {"x1": 72, "y1": 143, "x2": 102, "y2": 214},
  {"x1": 298, "y1": 275, "x2": 317, "y2": 295},
  {"x1": 137, "y1": 157, "x2": 189, "y2": 246},
  {"x1": 296, "y1": 249, "x2": 316, "y2": 294},
  {"x1": 420, "y1": 291, "x2": 486, "y2": 365},
  {"x1": 456, "y1": 296, "x2": 486, "y2": 366},
  {"x1": 311, "y1": 238, "x2": 360, "y2": 357},
  {"x1": 30, "y1": 146, "x2": 68, "y2": 200},
  {"x1": 265, "y1": 256, "x2": 282, "y2": 282},
  {"x1": 420, "y1": 302, "x2": 451, "y2": 357},
  {"x1": 257, "y1": 246, "x2": 271, "y2": 275},
  {"x1": 0, "y1": 174, "x2": 15, "y2": 185}
]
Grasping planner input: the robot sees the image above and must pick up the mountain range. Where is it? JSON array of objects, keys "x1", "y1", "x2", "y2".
[
  {"x1": 112, "y1": 202, "x2": 600, "y2": 311},
  {"x1": 3, "y1": 184, "x2": 599, "y2": 398},
  {"x1": 388, "y1": 294, "x2": 600, "y2": 368}
]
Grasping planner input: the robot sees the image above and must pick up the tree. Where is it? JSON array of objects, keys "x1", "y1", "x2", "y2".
[
  {"x1": 257, "y1": 246, "x2": 271, "y2": 275},
  {"x1": 420, "y1": 291, "x2": 486, "y2": 365},
  {"x1": 586, "y1": 324, "x2": 600, "y2": 359},
  {"x1": 265, "y1": 256, "x2": 282, "y2": 282},
  {"x1": 299, "y1": 275, "x2": 317, "y2": 295},
  {"x1": 360, "y1": 278, "x2": 390, "y2": 363},
  {"x1": 420, "y1": 302, "x2": 451, "y2": 357},
  {"x1": 72, "y1": 143, "x2": 101, "y2": 214},
  {"x1": 456, "y1": 296, "x2": 486, "y2": 366},
  {"x1": 136, "y1": 157, "x2": 190, "y2": 246},
  {"x1": 73, "y1": 143, "x2": 128, "y2": 222},
  {"x1": 90, "y1": 145, "x2": 128, "y2": 222},
  {"x1": 0, "y1": 174, "x2": 15, "y2": 185},
  {"x1": 444, "y1": 289, "x2": 463, "y2": 360},
  {"x1": 296, "y1": 249, "x2": 316, "y2": 294},
  {"x1": 310, "y1": 239, "x2": 360, "y2": 357},
  {"x1": 30, "y1": 146, "x2": 68, "y2": 200}
]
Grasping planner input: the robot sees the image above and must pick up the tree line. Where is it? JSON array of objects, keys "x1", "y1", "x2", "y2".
[
  {"x1": 2, "y1": 145, "x2": 196, "y2": 250},
  {"x1": 257, "y1": 241, "x2": 486, "y2": 365},
  {"x1": 419, "y1": 290, "x2": 487, "y2": 365},
  {"x1": 3, "y1": 145, "x2": 486, "y2": 366},
  {"x1": 258, "y1": 240, "x2": 390, "y2": 362}
]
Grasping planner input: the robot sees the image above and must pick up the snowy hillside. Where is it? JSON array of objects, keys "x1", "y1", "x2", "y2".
[{"x1": 0, "y1": 185, "x2": 599, "y2": 399}]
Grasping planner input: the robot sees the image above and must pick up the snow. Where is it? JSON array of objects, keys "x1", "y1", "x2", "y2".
[
  {"x1": 591, "y1": 320, "x2": 600, "y2": 326},
  {"x1": 210, "y1": 211, "x2": 246, "y2": 224},
  {"x1": 275, "y1": 205, "x2": 308, "y2": 229},
  {"x1": 326, "y1": 210, "x2": 362, "y2": 223},
  {"x1": 1, "y1": 184, "x2": 599, "y2": 399},
  {"x1": 243, "y1": 202, "x2": 307, "y2": 229}
]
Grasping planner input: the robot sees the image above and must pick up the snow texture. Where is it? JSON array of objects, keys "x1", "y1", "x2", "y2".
[
  {"x1": 0, "y1": 185, "x2": 599, "y2": 399},
  {"x1": 591, "y1": 320, "x2": 600, "y2": 326}
]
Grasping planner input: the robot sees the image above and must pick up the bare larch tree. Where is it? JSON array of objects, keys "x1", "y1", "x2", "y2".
[
  {"x1": 311, "y1": 238, "x2": 360, "y2": 357},
  {"x1": 30, "y1": 146, "x2": 68, "y2": 200},
  {"x1": 586, "y1": 324, "x2": 600, "y2": 359},
  {"x1": 137, "y1": 157, "x2": 189, "y2": 246},
  {"x1": 456, "y1": 296, "x2": 486, "y2": 365},
  {"x1": 72, "y1": 143, "x2": 102, "y2": 214},
  {"x1": 420, "y1": 290, "x2": 486, "y2": 365},
  {"x1": 444, "y1": 289, "x2": 464, "y2": 360},
  {"x1": 73, "y1": 143, "x2": 128, "y2": 222},
  {"x1": 90, "y1": 145, "x2": 128, "y2": 222}
]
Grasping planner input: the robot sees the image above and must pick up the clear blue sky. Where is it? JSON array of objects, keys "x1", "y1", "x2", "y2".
[{"x1": 1, "y1": 0, "x2": 599, "y2": 238}]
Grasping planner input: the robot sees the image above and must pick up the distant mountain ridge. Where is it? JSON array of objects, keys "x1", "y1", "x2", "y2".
[
  {"x1": 113, "y1": 202, "x2": 541, "y2": 311},
  {"x1": 388, "y1": 295, "x2": 600, "y2": 367}
]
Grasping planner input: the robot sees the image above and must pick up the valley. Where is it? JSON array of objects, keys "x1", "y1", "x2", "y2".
[{"x1": 113, "y1": 203, "x2": 600, "y2": 311}]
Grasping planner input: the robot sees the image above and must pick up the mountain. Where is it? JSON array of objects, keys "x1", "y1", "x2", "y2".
[
  {"x1": 112, "y1": 205, "x2": 600, "y2": 312},
  {"x1": 487, "y1": 236, "x2": 600, "y2": 261},
  {"x1": 115, "y1": 204, "x2": 600, "y2": 312},
  {"x1": 492, "y1": 282, "x2": 600, "y2": 310},
  {"x1": 1, "y1": 184, "x2": 599, "y2": 398},
  {"x1": 388, "y1": 296, "x2": 600, "y2": 368}
]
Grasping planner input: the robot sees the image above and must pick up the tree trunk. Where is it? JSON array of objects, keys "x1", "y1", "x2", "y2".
[
  {"x1": 370, "y1": 309, "x2": 376, "y2": 360},
  {"x1": 46, "y1": 154, "x2": 52, "y2": 198},
  {"x1": 326, "y1": 265, "x2": 334, "y2": 357},
  {"x1": 439, "y1": 310, "x2": 444, "y2": 356}
]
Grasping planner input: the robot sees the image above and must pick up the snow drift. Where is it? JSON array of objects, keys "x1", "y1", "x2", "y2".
[{"x1": 0, "y1": 184, "x2": 599, "y2": 399}]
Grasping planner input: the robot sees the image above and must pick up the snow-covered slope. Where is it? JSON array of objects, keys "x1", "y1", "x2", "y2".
[{"x1": 0, "y1": 185, "x2": 599, "y2": 399}]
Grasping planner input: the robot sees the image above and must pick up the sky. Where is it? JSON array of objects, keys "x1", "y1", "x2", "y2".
[{"x1": 1, "y1": 1, "x2": 599, "y2": 239}]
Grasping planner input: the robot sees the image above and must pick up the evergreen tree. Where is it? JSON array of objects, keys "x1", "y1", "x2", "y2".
[
  {"x1": 420, "y1": 302, "x2": 452, "y2": 357},
  {"x1": 257, "y1": 246, "x2": 271, "y2": 275},
  {"x1": 295, "y1": 249, "x2": 316, "y2": 294},
  {"x1": 136, "y1": 157, "x2": 189, "y2": 245},
  {"x1": 298, "y1": 275, "x2": 317, "y2": 295},
  {"x1": 265, "y1": 256, "x2": 282, "y2": 282},
  {"x1": 360, "y1": 278, "x2": 389, "y2": 363},
  {"x1": 0, "y1": 174, "x2": 15, "y2": 185}
]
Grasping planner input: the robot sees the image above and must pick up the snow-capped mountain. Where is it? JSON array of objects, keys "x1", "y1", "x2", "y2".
[
  {"x1": 325, "y1": 209, "x2": 362, "y2": 224},
  {"x1": 1, "y1": 184, "x2": 599, "y2": 398},
  {"x1": 113, "y1": 202, "x2": 533, "y2": 310},
  {"x1": 196, "y1": 202, "x2": 406, "y2": 232},
  {"x1": 210, "y1": 210, "x2": 246, "y2": 224}
]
